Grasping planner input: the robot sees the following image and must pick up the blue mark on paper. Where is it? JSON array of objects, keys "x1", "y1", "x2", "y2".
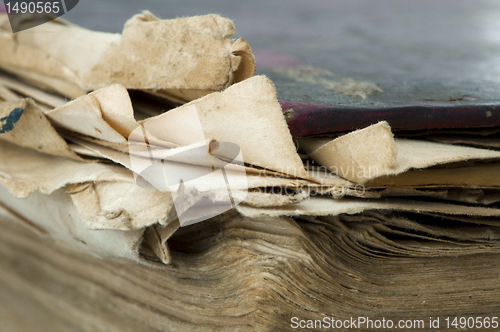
[{"x1": 0, "y1": 107, "x2": 24, "y2": 133}]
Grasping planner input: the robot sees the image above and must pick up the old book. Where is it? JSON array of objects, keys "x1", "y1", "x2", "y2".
[
  {"x1": 1, "y1": 7, "x2": 500, "y2": 332},
  {"x1": 2, "y1": 72, "x2": 500, "y2": 331}
]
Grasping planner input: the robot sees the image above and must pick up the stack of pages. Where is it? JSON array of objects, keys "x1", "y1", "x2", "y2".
[{"x1": 1, "y1": 11, "x2": 500, "y2": 331}]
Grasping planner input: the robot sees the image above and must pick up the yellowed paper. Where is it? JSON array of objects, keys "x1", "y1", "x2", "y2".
[
  {"x1": 143, "y1": 220, "x2": 180, "y2": 264},
  {"x1": 0, "y1": 185, "x2": 155, "y2": 265},
  {"x1": 365, "y1": 162, "x2": 500, "y2": 189},
  {"x1": 67, "y1": 181, "x2": 175, "y2": 230},
  {"x1": 0, "y1": 72, "x2": 67, "y2": 109},
  {"x1": 237, "y1": 196, "x2": 500, "y2": 218},
  {"x1": 300, "y1": 121, "x2": 500, "y2": 183},
  {"x1": 0, "y1": 99, "x2": 81, "y2": 160},
  {"x1": 425, "y1": 135, "x2": 500, "y2": 150},
  {"x1": 0, "y1": 140, "x2": 131, "y2": 197},
  {"x1": 143, "y1": 76, "x2": 312, "y2": 180},
  {"x1": 0, "y1": 12, "x2": 255, "y2": 100}
]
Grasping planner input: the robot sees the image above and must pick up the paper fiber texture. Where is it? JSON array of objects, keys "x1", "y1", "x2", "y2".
[{"x1": 0, "y1": 11, "x2": 254, "y2": 100}]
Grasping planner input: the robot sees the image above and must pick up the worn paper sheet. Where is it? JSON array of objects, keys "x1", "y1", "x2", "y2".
[
  {"x1": 424, "y1": 135, "x2": 500, "y2": 150},
  {"x1": 45, "y1": 84, "x2": 137, "y2": 143},
  {"x1": 237, "y1": 196, "x2": 500, "y2": 218},
  {"x1": 68, "y1": 136, "x2": 309, "y2": 193},
  {"x1": 365, "y1": 162, "x2": 500, "y2": 189},
  {"x1": 363, "y1": 187, "x2": 500, "y2": 206},
  {"x1": 25, "y1": 77, "x2": 311, "y2": 183},
  {"x1": 143, "y1": 220, "x2": 180, "y2": 264},
  {"x1": 0, "y1": 184, "x2": 154, "y2": 264},
  {"x1": 300, "y1": 121, "x2": 500, "y2": 183},
  {"x1": 0, "y1": 139, "x2": 180, "y2": 233},
  {"x1": 142, "y1": 76, "x2": 312, "y2": 180},
  {"x1": 335, "y1": 211, "x2": 500, "y2": 247},
  {"x1": 0, "y1": 72, "x2": 67, "y2": 109},
  {"x1": 0, "y1": 140, "x2": 130, "y2": 197},
  {"x1": 67, "y1": 181, "x2": 176, "y2": 231},
  {"x1": 0, "y1": 99, "x2": 81, "y2": 160},
  {"x1": 0, "y1": 12, "x2": 254, "y2": 100}
]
